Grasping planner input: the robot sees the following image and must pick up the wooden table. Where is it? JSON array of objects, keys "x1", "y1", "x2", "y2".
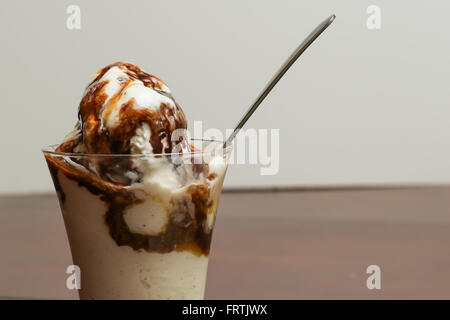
[{"x1": 1, "y1": 187, "x2": 450, "y2": 299}]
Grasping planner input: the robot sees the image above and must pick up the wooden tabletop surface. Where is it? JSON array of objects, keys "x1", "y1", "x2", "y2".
[{"x1": 1, "y1": 187, "x2": 450, "y2": 299}]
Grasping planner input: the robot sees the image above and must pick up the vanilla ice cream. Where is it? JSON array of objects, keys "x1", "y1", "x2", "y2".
[{"x1": 44, "y1": 62, "x2": 229, "y2": 299}]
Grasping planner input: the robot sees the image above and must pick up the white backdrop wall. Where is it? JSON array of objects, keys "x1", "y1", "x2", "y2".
[{"x1": 1, "y1": 0, "x2": 449, "y2": 194}]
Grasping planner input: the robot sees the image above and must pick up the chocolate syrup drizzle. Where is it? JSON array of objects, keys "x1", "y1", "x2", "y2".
[
  {"x1": 57, "y1": 61, "x2": 188, "y2": 155},
  {"x1": 46, "y1": 153, "x2": 215, "y2": 256},
  {"x1": 50, "y1": 62, "x2": 216, "y2": 256}
]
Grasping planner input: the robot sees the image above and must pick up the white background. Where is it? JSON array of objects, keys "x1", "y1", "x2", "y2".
[{"x1": 1, "y1": 0, "x2": 449, "y2": 194}]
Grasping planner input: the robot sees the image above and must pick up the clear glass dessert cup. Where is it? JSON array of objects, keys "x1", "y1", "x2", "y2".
[{"x1": 42, "y1": 139, "x2": 231, "y2": 300}]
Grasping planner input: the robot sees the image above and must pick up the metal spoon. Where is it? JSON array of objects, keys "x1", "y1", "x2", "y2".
[{"x1": 224, "y1": 14, "x2": 336, "y2": 148}]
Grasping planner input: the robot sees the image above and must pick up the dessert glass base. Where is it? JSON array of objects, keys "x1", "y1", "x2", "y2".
[{"x1": 43, "y1": 140, "x2": 230, "y2": 300}]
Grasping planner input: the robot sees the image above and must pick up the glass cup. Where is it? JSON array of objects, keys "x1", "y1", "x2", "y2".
[{"x1": 43, "y1": 140, "x2": 231, "y2": 300}]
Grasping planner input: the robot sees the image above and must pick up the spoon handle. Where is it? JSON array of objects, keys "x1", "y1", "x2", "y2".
[{"x1": 224, "y1": 14, "x2": 336, "y2": 148}]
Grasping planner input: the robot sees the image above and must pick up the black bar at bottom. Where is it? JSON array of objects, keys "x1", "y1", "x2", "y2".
[{"x1": 0, "y1": 300, "x2": 447, "y2": 318}]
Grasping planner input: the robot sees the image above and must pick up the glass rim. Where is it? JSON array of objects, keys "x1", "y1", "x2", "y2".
[{"x1": 42, "y1": 138, "x2": 232, "y2": 158}]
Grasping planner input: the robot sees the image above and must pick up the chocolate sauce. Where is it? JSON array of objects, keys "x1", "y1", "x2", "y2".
[
  {"x1": 46, "y1": 155, "x2": 216, "y2": 256},
  {"x1": 57, "y1": 61, "x2": 188, "y2": 156},
  {"x1": 51, "y1": 62, "x2": 217, "y2": 256}
]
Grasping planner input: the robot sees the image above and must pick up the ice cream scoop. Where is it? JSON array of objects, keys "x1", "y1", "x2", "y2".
[{"x1": 57, "y1": 62, "x2": 190, "y2": 155}]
